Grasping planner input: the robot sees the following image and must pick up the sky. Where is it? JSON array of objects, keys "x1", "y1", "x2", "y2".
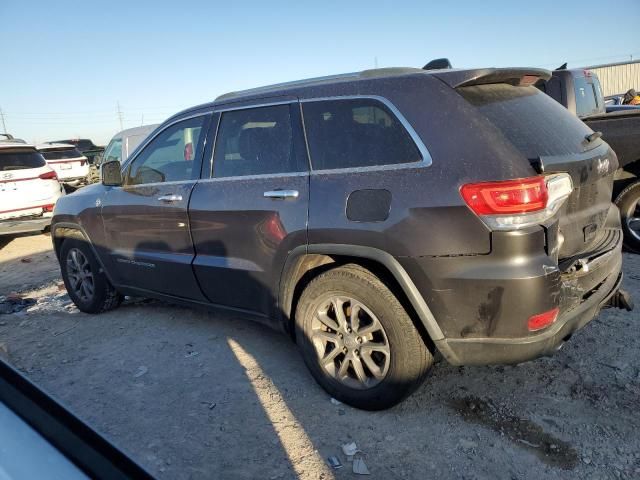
[{"x1": 1, "y1": 0, "x2": 639, "y2": 145}]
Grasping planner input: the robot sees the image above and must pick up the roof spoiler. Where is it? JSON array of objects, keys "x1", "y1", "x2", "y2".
[
  {"x1": 423, "y1": 58, "x2": 452, "y2": 70},
  {"x1": 432, "y1": 67, "x2": 552, "y2": 88}
]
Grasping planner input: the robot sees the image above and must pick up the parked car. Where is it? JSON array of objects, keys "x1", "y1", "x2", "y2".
[
  {"x1": 537, "y1": 67, "x2": 640, "y2": 252},
  {"x1": 51, "y1": 66, "x2": 630, "y2": 409},
  {"x1": 0, "y1": 133, "x2": 26, "y2": 144},
  {"x1": 37, "y1": 143, "x2": 89, "y2": 186},
  {"x1": 46, "y1": 138, "x2": 100, "y2": 153},
  {"x1": 87, "y1": 125, "x2": 158, "y2": 183},
  {"x1": 0, "y1": 143, "x2": 64, "y2": 235}
]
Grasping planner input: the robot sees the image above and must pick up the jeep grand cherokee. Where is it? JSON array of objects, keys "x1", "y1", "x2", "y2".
[{"x1": 51, "y1": 66, "x2": 629, "y2": 409}]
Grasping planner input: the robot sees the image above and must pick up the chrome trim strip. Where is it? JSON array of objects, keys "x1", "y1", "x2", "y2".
[
  {"x1": 300, "y1": 95, "x2": 433, "y2": 172},
  {"x1": 120, "y1": 179, "x2": 195, "y2": 188},
  {"x1": 196, "y1": 171, "x2": 308, "y2": 183},
  {"x1": 213, "y1": 99, "x2": 297, "y2": 113}
]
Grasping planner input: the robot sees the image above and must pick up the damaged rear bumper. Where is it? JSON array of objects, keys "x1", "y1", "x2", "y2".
[
  {"x1": 442, "y1": 255, "x2": 622, "y2": 365},
  {"x1": 401, "y1": 226, "x2": 625, "y2": 366}
]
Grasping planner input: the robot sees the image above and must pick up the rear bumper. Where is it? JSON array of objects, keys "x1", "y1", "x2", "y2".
[
  {"x1": 400, "y1": 223, "x2": 624, "y2": 366},
  {"x1": 0, "y1": 216, "x2": 51, "y2": 235},
  {"x1": 440, "y1": 254, "x2": 622, "y2": 365}
]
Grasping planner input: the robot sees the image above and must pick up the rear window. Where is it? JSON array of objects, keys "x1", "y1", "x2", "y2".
[
  {"x1": 459, "y1": 84, "x2": 594, "y2": 157},
  {"x1": 302, "y1": 98, "x2": 421, "y2": 170},
  {"x1": 40, "y1": 148, "x2": 83, "y2": 160},
  {"x1": 574, "y1": 76, "x2": 600, "y2": 117},
  {"x1": 0, "y1": 150, "x2": 46, "y2": 171}
]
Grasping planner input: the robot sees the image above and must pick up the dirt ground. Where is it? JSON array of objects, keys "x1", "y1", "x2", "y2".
[{"x1": 1, "y1": 233, "x2": 639, "y2": 480}]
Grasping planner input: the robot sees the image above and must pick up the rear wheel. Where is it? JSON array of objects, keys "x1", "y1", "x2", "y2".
[
  {"x1": 295, "y1": 264, "x2": 432, "y2": 410},
  {"x1": 615, "y1": 180, "x2": 640, "y2": 253},
  {"x1": 60, "y1": 239, "x2": 122, "y2": 313}
]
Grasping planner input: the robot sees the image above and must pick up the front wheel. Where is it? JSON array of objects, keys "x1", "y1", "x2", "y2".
[
  {"x1": 295, "y1": 264, "x2": 433, "y2": 410},
  {"x1": 60, "y1": 238, "x2": 122, "y2": 313},
  {"x1": 615, "y1": 180, "x2": 640, "y2": 253}
]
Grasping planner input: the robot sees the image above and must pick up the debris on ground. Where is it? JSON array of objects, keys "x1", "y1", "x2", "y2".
[
  {"x1": 134, "y1": 366, "x2": 149, "y2": 378},
  {"x1": 184, "y1": 351, "x2": 200, "y2": 358},
  {"x1": 327, "y1": 456, "x2": 342, "y2": 470},
  {"x1": 20, "y1": 258, "x2": 32, "y2": 263},
  {"x1": 342, "y1": 441, "x2": 359, "y2": 457},
  {"x1": 352, "y1": 457, "x2": 370, "y2": 475},
  {"x1": 0, "y1": 295, "x2": 36, "y2": 314},
  {"x1": 330, "y1": 397, "x2": 342, "y2": 405}
]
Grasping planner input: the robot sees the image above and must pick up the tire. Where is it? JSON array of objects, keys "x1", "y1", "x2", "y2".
[
  {"x1": 295, "y1": 263, "x2": 433, "y2": 410},
  {"x1": 615, "y1": 180, "x2": 640, "y2": 253},
  {"x1": 60, "y1": 238, "x2": 122, "y2": 313}
]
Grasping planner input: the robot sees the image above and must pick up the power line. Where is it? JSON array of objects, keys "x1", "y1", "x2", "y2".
[
  {"x1": 116, "y1": 102, "x2": 124, "y2": 131},
  {"x1": 0, "y1": 107, "x2": 7, "y2": 133}
]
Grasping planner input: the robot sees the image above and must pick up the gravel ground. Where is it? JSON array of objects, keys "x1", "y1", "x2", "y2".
[{"x1": 1, "y1": 233, "x2": 639, "y2": 479}]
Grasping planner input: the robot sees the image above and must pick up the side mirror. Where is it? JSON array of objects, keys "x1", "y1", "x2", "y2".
[{"x1": 101, "y1": 160, "x2": 122, "y2": 186}]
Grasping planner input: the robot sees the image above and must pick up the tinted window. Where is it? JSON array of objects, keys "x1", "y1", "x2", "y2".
[
  {"x1": 213, "y1": 105, "x2": 298, "y2": 178},
  {"x1": 302, "y1": 98, "x2": 421, "y2": 170},
  {"x1": 126, "y1": 116, "x2": 206, "y2": 185},
  {"x1": 459, "y1": 84, "x2": 595, "y2": 157},
  {"x1": 0, "y1": 150, "x2": 46, "y2": 171},
  {"x1": 103, "y1": 138, "x2": 123, "y2": 163},
  {"x1": 40, "y1": 148, "x2": 83, "y2": 160},
  {"x1": 574, "y1": 76, "x2": 598, "y2": 117}
]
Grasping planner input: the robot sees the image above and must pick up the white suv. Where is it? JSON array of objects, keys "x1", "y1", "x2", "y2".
[
  {"x1": 37, "y1": 143, "x2": 89, "y2": 186},
  {"x1": 0, "y1": 143, "x2": 65, "y2": 235}
]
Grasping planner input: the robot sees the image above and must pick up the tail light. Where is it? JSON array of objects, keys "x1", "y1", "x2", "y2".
[
  {"x1": 42, "y1": 204, "x2": 55, "y2": 213},
  {"x1": 39, "y1": 170, "x2": 58, "y2": 181},
  {"x1": 460, "y1": 174, "x2": 573, "y2": 230},
  {"x1": 528, "y1": 307, "x2": 560, "y2": 332}
]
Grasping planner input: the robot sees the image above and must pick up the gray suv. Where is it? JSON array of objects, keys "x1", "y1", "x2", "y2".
[{"x1": 51, "y1": 66, "x2": 628, "y2": 409}]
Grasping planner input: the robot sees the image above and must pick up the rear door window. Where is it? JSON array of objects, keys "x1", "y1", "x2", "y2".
[
  {"x1": 212, "y1": 104, "x2": 301, "y2": 178},
  {"x1": 302, "y1": 98, "x2": 421, "y2": 170},
  {"x1": 459, "y1": 83, "x2": 595, "y2": 157},
  {"x1": 0, "y1": 150, "x2": 46, "y2": 171}
]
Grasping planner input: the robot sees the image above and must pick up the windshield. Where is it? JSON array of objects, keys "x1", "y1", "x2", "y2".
[
  {"x1": 40, "y1": 148, "x2": 84, "y2": 160},
  {"x1": 0, "y1": 150, "x2": 46, "y2": 171}
]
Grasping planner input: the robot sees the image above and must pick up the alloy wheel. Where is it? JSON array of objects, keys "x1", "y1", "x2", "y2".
[
  {"x1": 66, "y1": 248, "x2": 95, "y2": 303},
  {"x1": 311, "y1": 295, "x2": 390, "y2": 390}
]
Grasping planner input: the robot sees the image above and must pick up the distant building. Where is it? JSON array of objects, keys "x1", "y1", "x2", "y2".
[{"x1": 584, "y1": 60, "x2": 640, "y2": 97}]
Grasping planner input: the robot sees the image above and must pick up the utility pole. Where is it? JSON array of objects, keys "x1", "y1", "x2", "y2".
[
  {"x1": 116, "y1": 102, "x2": 124, "y2": 130},
  {"x1": 141, "y1": 113, "x2": 144, "y2": 126},
  {"x1": 0, "y1": 107, "x2": 7, "y2": 133}
]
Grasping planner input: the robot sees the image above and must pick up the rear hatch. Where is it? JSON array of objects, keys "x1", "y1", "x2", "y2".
[
  {"x1": 442, "y1": 71, "x2": 617, "y2": 261},
  {"x1": 40, "y1": 147, "x2": 87, "y2": 177},
  {"x1": 0, "y1": 148, "x2": 57, "y2": 220}
]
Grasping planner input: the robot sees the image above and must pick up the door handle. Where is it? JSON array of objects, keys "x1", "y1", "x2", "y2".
[
  {"x1": 157, "y1": 194, "x2": 183, "y2": 202},
  {"x1": 263, "y1": 189, "x2": 299, "y2": 200}
]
